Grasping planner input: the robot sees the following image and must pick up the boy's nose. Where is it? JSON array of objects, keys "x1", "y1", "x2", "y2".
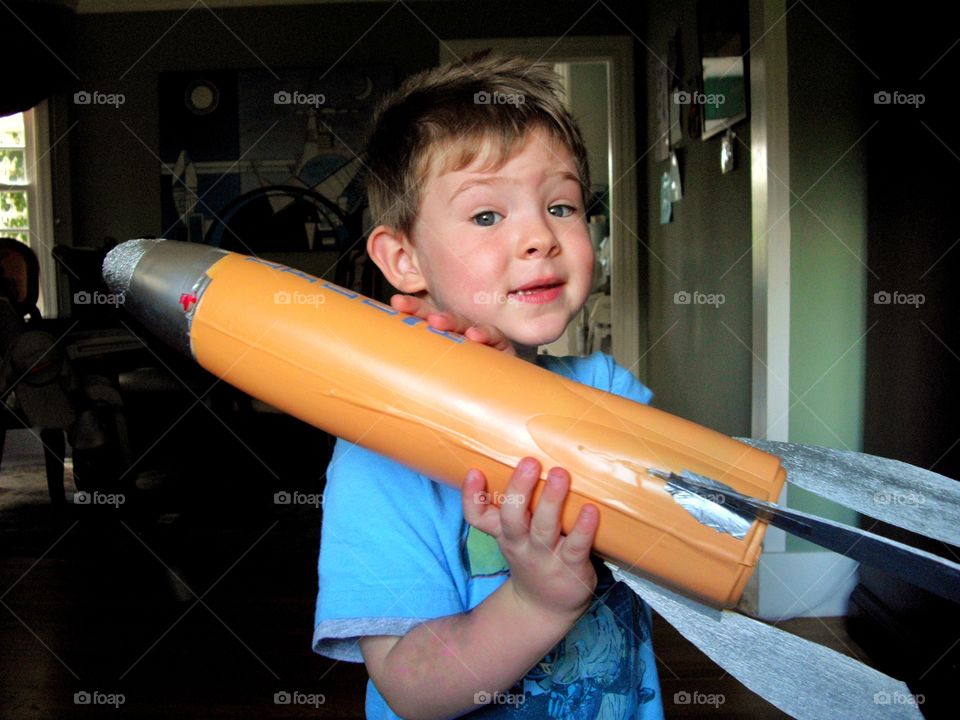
[{"x1": 519, "y1": 216, "x2": 560, "y2": 258}]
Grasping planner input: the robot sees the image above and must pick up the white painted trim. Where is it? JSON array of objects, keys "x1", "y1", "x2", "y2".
[
  {"x1": 746, "y1": 2, "x2": 855, "y2": 627},
  {"x1": 439, "y1": 37, "x2": 642, "y2": 378},
  {"x1": 749, "y1": 0, "x2": 791, "y2": 553},
  {"x1": 757, "y1": 551, "x2": 859, "y2": 619}
]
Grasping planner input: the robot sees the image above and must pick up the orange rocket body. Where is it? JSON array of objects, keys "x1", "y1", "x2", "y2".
[{"x1": 106, "y1": 240, "x2": 787, "y2": 608}]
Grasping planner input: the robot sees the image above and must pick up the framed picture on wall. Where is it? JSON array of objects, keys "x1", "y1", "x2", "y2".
[{"x1": 697, "y1": 0, "x2": 748, "y2": 139}]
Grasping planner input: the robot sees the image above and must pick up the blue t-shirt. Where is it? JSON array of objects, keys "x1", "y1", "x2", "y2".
[{"x1": 314, "y1": 351, "x2": 664, "y2": 719}]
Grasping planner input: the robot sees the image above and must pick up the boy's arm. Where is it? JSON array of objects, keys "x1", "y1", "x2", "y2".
[{"x1": 360, "y1": 459, "x2": 599, "y2": 720}]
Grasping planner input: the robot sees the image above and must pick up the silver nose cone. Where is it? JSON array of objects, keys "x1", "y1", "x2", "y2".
[
  {"x1": 102, "y1": 238, "x2": 163, "y2": 296},
  {"x1": 100, "y1": 238, "x2": 228, "y2": 356}
]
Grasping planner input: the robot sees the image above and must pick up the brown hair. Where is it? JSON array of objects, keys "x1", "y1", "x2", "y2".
[{"x1": 365, "y1": 51, "x2": 591, "y2": 235}]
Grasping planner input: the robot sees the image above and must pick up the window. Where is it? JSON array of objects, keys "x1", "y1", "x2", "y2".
[
  {"x1": 0, "y1": 106, "x2": 56, "y2": 316},
  {"x1": 0, "y1": 113, "x2": 30, "y2": 245}
]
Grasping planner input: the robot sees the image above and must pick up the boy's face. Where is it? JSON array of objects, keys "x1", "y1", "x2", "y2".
[{"x1": 406, "y1": 127, "x2": 594, "y2": 355}]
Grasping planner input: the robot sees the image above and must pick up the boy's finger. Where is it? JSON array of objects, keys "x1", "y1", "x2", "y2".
[
  {"x1": 390, "y1": 294, "x2": 449, "y2": 324},
  {"x1": 426, "y1": 311, "x2": 461, "y2": 331},
  {"x1": 499, "y1": 457, "x2": 540, "y2": 542},
  {"x1": 559, "y1": 504, "x2": 600, "y2": 565},
  {"x1": 389, "y1": 293, "x2": 421, "y2": 314},
  {"x1": 462, "y1": 469, "x2": 501, "y2": 536},
  {"x1": 464, "y1": 325, "x2": 516, "y2": 355},
  {"x1": 527, "y1": 467, "x2": 570, "y2": 550}
]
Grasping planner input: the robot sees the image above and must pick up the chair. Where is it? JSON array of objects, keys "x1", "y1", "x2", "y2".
[
  {"x1": 203, "y1": 184, "x2": 376, "y2": 293},
  {"x1": 0, "y1": 238, "x2": 74, "y2": 503}
]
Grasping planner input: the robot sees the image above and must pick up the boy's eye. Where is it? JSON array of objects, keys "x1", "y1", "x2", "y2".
[
  {"x1": 548, "y1": 204, "x2": 577, "y2": 218},
  {"x1": 472, "y1": 210, "x2": 503, "y2": 227}
]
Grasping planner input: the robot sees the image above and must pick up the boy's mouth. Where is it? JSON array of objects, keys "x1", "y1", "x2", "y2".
[{"x1": 508, "y1": 278, "x2": 565, "y2": 304}]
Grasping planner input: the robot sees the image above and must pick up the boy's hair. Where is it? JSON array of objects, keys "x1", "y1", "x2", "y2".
[{"x1": 365, "y1": 51, "x2": 591, "y2": 235}]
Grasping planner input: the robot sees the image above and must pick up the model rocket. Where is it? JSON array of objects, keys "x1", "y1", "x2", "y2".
[{"x1": 103, "y1": 238, "x2": 786, "y2": 608}]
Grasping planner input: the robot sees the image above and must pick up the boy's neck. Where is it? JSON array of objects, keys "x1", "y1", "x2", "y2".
[{"x1": 514, "y1": 343, "x2": 539, "y2": 364}]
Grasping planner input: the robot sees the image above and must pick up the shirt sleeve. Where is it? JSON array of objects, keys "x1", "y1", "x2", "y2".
[
  {"x1": 313, "y1": 438, "x2": 468, "y2": 662},
  {"x1": 597, "y1": 351, "x2": 654, "y2": 405}
]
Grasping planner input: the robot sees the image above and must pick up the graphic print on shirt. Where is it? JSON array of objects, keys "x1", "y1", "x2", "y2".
[{"x1": 463, "y1": 529, "x2": 659, "y2": 718}]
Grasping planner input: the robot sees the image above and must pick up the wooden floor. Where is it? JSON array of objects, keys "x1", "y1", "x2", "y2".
[{"x1": 0, "y1": 425, "x2": 878, "y2": 719}]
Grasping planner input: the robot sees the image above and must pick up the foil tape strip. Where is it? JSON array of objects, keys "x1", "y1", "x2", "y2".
[{"x1": 663, "y1": 470, "x2": 753, "y2": 539}]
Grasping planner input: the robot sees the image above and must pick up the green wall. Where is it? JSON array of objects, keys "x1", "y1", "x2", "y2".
[{"x1": 786, "y1": 1, "x2": 864, "y2": 549}]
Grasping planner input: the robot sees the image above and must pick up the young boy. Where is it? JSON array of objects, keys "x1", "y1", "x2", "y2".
[{"x1": 314, "y1": 53, "x2": 664, "y2": 719}]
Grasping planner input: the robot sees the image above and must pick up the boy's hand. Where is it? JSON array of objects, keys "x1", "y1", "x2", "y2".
[
  {"x1": 390, "y1": 294, "x2": 516, "y2": 356},
  {"x1": 462, "y1": 458, "x2": 599, "y2": 619}
]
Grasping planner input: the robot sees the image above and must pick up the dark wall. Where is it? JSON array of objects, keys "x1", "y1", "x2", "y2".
[
  {"x1": 861, "y1": 7, "x2": 960, "y2": 483},
  {"x1": 56, "y1": 1, "x2": 644, "y2": 248},
  {"x1": 643, "y1": 0, "x2": 753, "y2": 434},
  {"x1": 853, "y1": 6, "x2": 960, "y2": 712}
]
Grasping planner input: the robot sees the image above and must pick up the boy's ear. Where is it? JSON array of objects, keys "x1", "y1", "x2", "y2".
[{"x1": 366, "y1": 224, "x2": 427, "y2": 294}]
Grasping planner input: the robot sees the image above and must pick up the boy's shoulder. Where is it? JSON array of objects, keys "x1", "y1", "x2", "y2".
[{"x1": 537, "y1": 351, "x2": 653, "y2": 405}]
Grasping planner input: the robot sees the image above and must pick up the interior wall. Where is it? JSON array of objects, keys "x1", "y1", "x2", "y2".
[{"x1": 643, "y1": 0, "x2": 753, "y2": 434}]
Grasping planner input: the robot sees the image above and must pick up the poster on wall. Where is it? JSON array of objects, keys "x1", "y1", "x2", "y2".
[{"x1": 158, "y1": 65, "x2": 394, "y2": 255}]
